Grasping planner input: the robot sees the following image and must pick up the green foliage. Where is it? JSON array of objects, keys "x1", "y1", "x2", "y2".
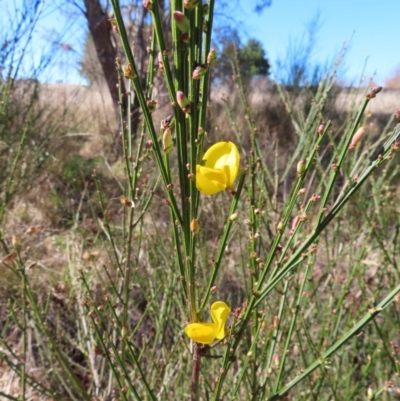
[{"x1": 238, "y1": 38, "x2": 270, "y2": 77}]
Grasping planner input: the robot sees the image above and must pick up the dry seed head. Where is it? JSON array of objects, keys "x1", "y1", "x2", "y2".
[
  {"x1": 1, "y1": 252, "x2": 17, "y2": 264},
  {"x1": 12, "y1": 236, "x2": 21, "y2": 250},
  {"x1": 119, "y1": 196, "x2": 135, "y2": 208},
  {"x1": 26, "y1": 225, "x2": 44, "y2": 235}
]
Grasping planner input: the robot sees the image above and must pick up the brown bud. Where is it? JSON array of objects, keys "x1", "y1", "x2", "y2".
[
  {"x1": 1, "y1": 252, "x2": 17, "y2": 264},
  {"x1": 190, "y1": 218, "x2": 199, "y2": 234},
  {"x1": 366, "y1": 86, "x2": 382, "y2": 99},
  {"x1": 120, "y1": 196, "x2": 135, "y2": 208},
  {"x1": 26, "y1": 225, "x2": 44, "y2": 235}
]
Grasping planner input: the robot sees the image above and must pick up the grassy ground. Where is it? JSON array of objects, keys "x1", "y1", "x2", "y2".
[{"x1": 1, "y1": 75, "x2": 400, "y2": 400}]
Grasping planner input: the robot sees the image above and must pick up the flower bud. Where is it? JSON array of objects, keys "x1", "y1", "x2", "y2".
[
  {"x1": 176, "y1": 91, "x2": 190, "y2": 114},
  {"x1": 147, "y1": 99, "x2": 157, "y2": 113},
  {"x1": 192, "y1": 65, "x2": 208, "y2": 80},
  {"x1": 228, "y1": 213, "x2": 238, "y2": 221},
  {"x1": 121, "y1": 326, "x2": 127, "y2": 339},
  {"x1": 290, "y1": 216, "x2": 300, "y2": 235},
  {"x1": 108, "y1": 18, "x2": 119, "y2": 34},
  {"x1": 317, "y1": 123, "x2": 324, "y2": 135},
  {"x1": 173, "y1": 11, "x2": 190, "y2": 33},
  {"x1": 161, "y1": 115, "x2": 174, "y2": 130},
  {"x1": 180, "y1": 32, "x2": 190, "y2": 44},
  {"x1": 143, "y1": 0, "x2": 153, "y2": 10},
  {"x1": 367, "y1": 385, "x2": 373, "y2": 400},
  {"x1": 207, "y1": 48, "x2": 217, "y2": 65},
  {"x1": 348, "y1": 127, "x2": 365, "y2": 149},
  {"x1": 296, "y1": 161, "x2": 305, "y2": 176},
  {"x1": 190, "y1": 218, "x2": 199, "y2": 234},
  {"x1": 395, "y1": 109, "x2": 400, "y2": 121},
  {"x1": 122, "y1": 63, "x2": 136, "y2": 79},
  {"x1": 277, "y1": 221, "x2": 284, "y2": 232},
  {"x1": 12, "y1": 235, "x2": 21, "y2": 250},
  {"x1": 311, "y1": 194, "x2": 320, "y2": 202},
  {"x1": 366, "y1": 86, "x2": 382, "y2": 99},
  {"x1": 163, "y1": 128, "x2": 172, "y2": 154},
  {"x1": 184, "y1": 0, "x2": 200, "y2": 10}
]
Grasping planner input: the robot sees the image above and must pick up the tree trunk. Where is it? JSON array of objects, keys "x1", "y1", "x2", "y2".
[{"x1": 83, "y1": 0, "x2": 139, "y2": 155}]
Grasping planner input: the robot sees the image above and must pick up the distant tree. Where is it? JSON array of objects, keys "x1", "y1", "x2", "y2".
[
  {"x1": 239, "y1": 39, "x2": 270, "y2": 78},
  {"x1": 212, "y1": 31, "x2": 270, "y2": 85}
]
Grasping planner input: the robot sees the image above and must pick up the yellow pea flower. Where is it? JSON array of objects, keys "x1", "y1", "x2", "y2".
[
  {"x1": 184, "y1": 301, "x2": 231, "y2": 344},
  {"x1": 196, "y1": 142, "x2": 240, "y2": 195}
]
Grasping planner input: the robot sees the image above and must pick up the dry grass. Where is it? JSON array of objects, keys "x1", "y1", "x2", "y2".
[{"x1": 1, "y1": 78, "x2": 399, "y2": 400}]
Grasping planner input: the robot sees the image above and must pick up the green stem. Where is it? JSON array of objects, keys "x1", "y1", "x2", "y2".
[
  {"x1": 267, "y1": 283, "x2": 400, "y2": 400},
  {"x1": 110, "y1": 0, "x2": 182, "y2": 227}
]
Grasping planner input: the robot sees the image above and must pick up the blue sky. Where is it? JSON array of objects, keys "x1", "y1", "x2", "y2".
[
  {"x1": 237, "y1": 0, "x2": 400, "y2": 85},
  {"x1": 8, "y1": 0, "x2": 400, "y2": 86}
]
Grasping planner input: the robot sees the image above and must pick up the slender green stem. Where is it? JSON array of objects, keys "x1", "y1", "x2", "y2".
[
  {"x1": 267, "y1": 283, "x2": 400, "y2": 400},
  {"x1": 110, "y1": 0, "x2": 183, "y2": 226},
  {"x1": 200, "y1": 172, "x2": 246, "y2": 311}
]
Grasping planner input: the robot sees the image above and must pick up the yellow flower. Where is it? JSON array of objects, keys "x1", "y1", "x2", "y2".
[
  {"x1": 196, "y1": 142, "x2": 240, "y2": 195},
  {"x1": 184, "y1": 301, "x2": 231, "y2": 344}
]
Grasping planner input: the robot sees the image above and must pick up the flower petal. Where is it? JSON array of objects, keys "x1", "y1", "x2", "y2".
[
  {"x1": 184, "y1": 322, "x2": 218, "y2": 344},
  {"x1": 196, "y1": 165, "x2": 227, "y2": 195},
  {"x1": 210, "y1": 301, "x2": 231, "y2": 340},
  {"x1": 202, "y1": 142, "x2": 240, "y2": 188},
  {"x1": 224, "y1": 143, "x2": 240, "y2": 187}
]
